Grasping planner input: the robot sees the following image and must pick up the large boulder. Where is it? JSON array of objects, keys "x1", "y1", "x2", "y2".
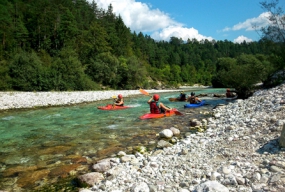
[
  {"x1": 279, "y1": 124, "x2": 285, "y2": 148},
  {"x1": 92, "y1": 159, "x2": 111, "y2": 173},
  {"x1": 159, "y1": 129, "x2": 173, "y2": 138},
  {"x1": 92, "y1": 158, "x2": 119, "y2": 173},
  {"x1": 157, "y1": 140, "x2": 173, "y2": 148},
  {"x1": 170, "y1": 127, "x2": 180, "y2": 136},
  {"x1": 77, "y1": 172, "x2": 104, "y2": 187}
]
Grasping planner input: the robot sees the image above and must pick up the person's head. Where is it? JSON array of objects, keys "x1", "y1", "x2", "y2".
[
  {"x1": 226, "y1": 89, "x2": 230, "y2": 92},
  {"x1": 153, "y1": 94, "x2": 160, "y2": 101},
  {"x1": 118, "y1": 94, "x2": 123, "y2": 99},
  {"x1": 181, "y1": 91, "x2": 184, "y2": 94},
  {"x1": 191, "y1": 92, "x2": 195, "y2": 96}
]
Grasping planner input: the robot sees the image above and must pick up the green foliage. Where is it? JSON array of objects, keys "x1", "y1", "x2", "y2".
[
  {"x1": 9, "y1": 50, "x2": 45, "y2": 91},
  {"x1": 125, "y1": 56, "x2": 147, "y2": 88},
  {"x1": 0, "y1": 0, "x2": 14, "y2": 58},
  {"x1": 86, "y1": 52, "x2": 120, "y2": 87},
  {"x1": 78, "y1": 20, "x2": 111, "y2": 61},
  {"x1": 258, "y1": 0, "x2": 285, "y2": 86},
  {"x1": 212, "y1": 54, "x2": 274, "y2": 98},
  {"x1": 57, "y1": 7, "x2": 79, "y2": 47},
  {"x1": 260, "y1": 0, "x2": 285, "y2": 43},
  {"x1": 170, "y1": 64, "x2": 182, "y2": 82},
  {"x1": 0, "y1": 0, "x2": 284, "y2": 91},
  {"x1": 0, "y1": 60, "x2": 12, "y2": 90},
  {"x1": 51, "y1": 47, "x2": 97, "y2": 91}
]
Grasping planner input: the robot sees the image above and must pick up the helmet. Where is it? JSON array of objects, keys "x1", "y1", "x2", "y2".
[
  {"x1": 191, "y1": 92, "x2": 195, "y2": 96},
  {"x1": 226, "y1": 89, "x2": 230, "y2": 92},
  {"x1": 153, "y1": 94, "x2": 160, "y2": 101},
  {"x1": 118, "y1": 94, "x2": 123, "y2": 99},
  {"x1": 181, "y1": 91, "x2": 184, "y2": 94}
]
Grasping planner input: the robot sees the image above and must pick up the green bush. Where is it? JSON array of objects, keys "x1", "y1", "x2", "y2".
[
  {"x1": 212, "y1": 54, "x2": 275, "y2": 98},
  {"x1": 9, "y1": 50, "x2": 45, "y2": 91}
]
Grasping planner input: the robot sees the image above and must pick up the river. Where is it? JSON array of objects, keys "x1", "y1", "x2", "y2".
[{"x1": 0, "y1": 88, "x2": 231, "y2": 191}]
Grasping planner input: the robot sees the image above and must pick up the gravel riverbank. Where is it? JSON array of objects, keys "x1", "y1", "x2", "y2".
[
  {"x1": 0, "y1": 89, "x2": 186, "y2": 111},
  {"x1": 77, "y1": 83, "x2": 285, "y2": 192}
]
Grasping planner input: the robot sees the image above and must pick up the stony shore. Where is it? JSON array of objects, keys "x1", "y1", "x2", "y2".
[
  {"x1": 76, "y1": 83, "x2": 285, "y2": 192},
  {"x1": 0, "y1": 89, "x2": 184, "y2": 111}
]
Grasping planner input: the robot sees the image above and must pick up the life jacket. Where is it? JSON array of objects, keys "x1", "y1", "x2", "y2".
[
  {"x1": 150, "y1": 101, "x2": 161, "y2": 114},
  {"x1": 226, "y1": 92, "x2": 234, "y2": 98},
  {"x1": 180, "y1": 94, "x2": 186, "y2": 101},
  {"x1": 115, "y1": 99, "x2": 124, "y2": 106},
  {"x1": 189, "y1": 96, "x2": 196, "y2": 104}
]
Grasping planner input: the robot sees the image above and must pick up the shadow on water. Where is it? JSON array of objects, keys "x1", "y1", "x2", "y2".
[{"x1": 0, "y1": 88, "x2": 234, "y2": 191}]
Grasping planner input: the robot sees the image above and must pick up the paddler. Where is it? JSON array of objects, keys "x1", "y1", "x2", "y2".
[
  {"x1": 226, "y1": 89, "x2": 237, "y2": 98},
  {"x1": 187, "y1": 92, "x2": 201, "y2": 104},
  {"x1": 147, "y1": 94, "x2": 171, "y2": 114},
  {"x1": 177, "y1": 91, "x2": 187, "y2": 101},
  {"x1": 114, "y1": 94, "x2": 124, "y2": 106}
]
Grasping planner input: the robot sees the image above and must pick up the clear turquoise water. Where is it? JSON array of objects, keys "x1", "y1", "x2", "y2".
[{"x1": 0, "y1": 88, "x2": 229, "y2": 191}]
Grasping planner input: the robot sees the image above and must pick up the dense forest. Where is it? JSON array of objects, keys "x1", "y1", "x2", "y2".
[{"x1": 0, "y1": 0, "x2": 284, "y2": 98}]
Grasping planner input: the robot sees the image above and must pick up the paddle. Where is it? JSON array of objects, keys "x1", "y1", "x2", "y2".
[
  {"x1": 139, "y1": 88, "x2": 183, "y2": 116},
  {"x1": 111, "y1": 96, "x2": 117, "y2": 108},
  {"x1": 139, "y1": 88, "x2": 151, "y2": 96}
]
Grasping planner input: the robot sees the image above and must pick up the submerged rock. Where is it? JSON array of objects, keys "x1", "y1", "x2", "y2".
[{"x1": 77, "y1": 172, "x2": 104, "y2": 187}]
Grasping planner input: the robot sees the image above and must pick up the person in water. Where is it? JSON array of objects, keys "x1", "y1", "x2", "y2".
[
  {"x1": 226, "y1": 89, "x2": 236, "y2": 98},
  {"x1": 114, "y1": 94, "x2": 124, "y2": 106},
  {"x1": 148, "y1": 94, "x2": 171, "y2": 114},
  {"x1": 188, "y1": 92, "x2": 201, "y2": 104},
  {"x1": 177, "y1": 91, "x2": 187, "y2": 101}
]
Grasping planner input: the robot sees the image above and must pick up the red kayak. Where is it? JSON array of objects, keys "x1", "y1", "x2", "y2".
[
  {"x1": 140, "y1": 109, "x2": 179, "y2": 119},
  {"x1": 97, "y1": 104, "x2": 131, "y2": 110}
]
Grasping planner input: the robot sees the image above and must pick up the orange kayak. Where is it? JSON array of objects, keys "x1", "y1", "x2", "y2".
[
  {"x1": 139, "y1": 109, "x2": 178, "y2": 119},
  {"x1": 97, "y1": 104, "x2": 131, "y2": 110}
]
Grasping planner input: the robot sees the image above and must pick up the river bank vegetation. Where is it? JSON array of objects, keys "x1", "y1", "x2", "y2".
[{"x1": 0, "y1": 0, "x2": 284, "y2": 98}]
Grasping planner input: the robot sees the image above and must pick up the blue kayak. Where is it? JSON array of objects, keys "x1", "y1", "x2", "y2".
[{"x1": 184, "y1": 100, "x2": 205, "y2": 108}]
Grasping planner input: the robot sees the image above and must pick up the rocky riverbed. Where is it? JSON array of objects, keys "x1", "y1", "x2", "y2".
[{"x1": 77, "y1": 83, "x2": 285, "y2": 192}]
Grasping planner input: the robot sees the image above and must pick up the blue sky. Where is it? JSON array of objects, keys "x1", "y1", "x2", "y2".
[{"x1": 91, "y1": 0, "x2": 285, "y2": 43}]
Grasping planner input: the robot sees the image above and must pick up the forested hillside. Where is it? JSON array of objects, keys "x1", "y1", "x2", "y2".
[{"x1": 0, "y1": 0, "x2": 284, "y2": 94}]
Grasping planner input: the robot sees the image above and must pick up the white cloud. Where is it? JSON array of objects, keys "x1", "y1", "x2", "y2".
[
  {"x1": 92, "y1": 0, "x2": 212, "y2": 41},
  {"x1": 233, "y1": 35, "x2": 253, "y2": 43},
  {"x1": 93, "y1": 0, "x2": 178, "y2": 32},
  {"x1": 223, "y1": 12, "x2": 271, "y2": 32},
  {"x1": 151, "y1": 26, "x2": 213, "y2": 41}
]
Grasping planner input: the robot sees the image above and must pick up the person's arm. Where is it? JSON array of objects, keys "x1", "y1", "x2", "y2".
[
  {"x1": 196, "y1": 97, "x2": 202, "y2": 102},
  {"x1": 147, "y1": 96, "x2": 153, "y2": 104},
  {"x1": 160, "y1": 103, "x2": 171, "y2": 111},
  {"x1": 114, "y1": 99, "x2": 124, "y2": 106}
]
